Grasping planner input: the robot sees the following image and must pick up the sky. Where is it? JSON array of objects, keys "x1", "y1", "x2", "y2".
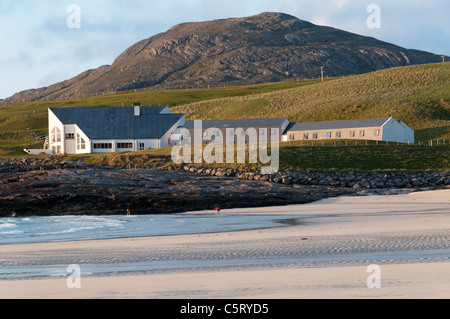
[{"x1": 0, "y1": 0, "x2": 449, "y2": 99}]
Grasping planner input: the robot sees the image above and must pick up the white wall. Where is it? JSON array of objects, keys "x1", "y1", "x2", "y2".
[
  {"x1": 382, "y1": 118, "x2": 415, "y2": 144},
  {"x1": 48, "y1": 109, "x2": 64, "y2": 154},
  {"x1": 91, "y1": 139, "x2": 117, "y2": 153},
  {"x1": 64, "y1": 124, "x2": 76, "y2": 154},
  {"x1": 75, "y1": 126, "x2": 91, "y2": 154},
  {"x1": 399, "y1": 120, "x2": 415, "y2": 144},
  {"x1": 90, "y1": 139, "x2": 162, "y2": 153},
  {"x1": 136, "y1": 139, "x2": 160, "y2": 150}
]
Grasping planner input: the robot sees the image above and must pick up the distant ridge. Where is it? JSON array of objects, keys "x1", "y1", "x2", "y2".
[{"x1": 2, "y1": 12, "x2": 446, "y2": 105}]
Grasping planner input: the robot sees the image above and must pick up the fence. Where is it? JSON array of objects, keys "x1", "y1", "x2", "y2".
[{"x1": 285, "y1": 139, "x2": 450, "y2": 147}]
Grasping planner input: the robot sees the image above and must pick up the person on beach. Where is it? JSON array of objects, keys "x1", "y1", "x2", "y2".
[
  {"x1": 127, "y1": 208, "x2": 131, "y2": 216},
  {"x1": 214, "y1": 206, "x2": 221, "y2": 213}
]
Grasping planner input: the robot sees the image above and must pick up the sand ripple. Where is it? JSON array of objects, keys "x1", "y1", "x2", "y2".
[{"x1": 1, "y1": 228, "x2": 448, "y2": 279}]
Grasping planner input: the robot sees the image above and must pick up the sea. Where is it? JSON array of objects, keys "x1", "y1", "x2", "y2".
[{"x1": 0, "y1": 213, "x2": 299, "y2": 245}]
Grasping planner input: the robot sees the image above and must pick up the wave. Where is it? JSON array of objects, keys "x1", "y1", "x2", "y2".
[
  {"x1": 0, "y1": 222, "x2": 17, "y2": 230},
  {"x1": 0, "y1": 230, "x2": 24, "y2": 236}
]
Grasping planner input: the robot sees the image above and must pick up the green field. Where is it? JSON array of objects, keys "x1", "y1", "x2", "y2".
[
  {"x1": 46, "y1": 140, "x2": 449, "y2": 172},
  {"x1": 279, "y1": 142, "x2": 449, "y2": 172},
  {"x1": 0, "y1": 62, "x2": 449, "y2": 171}
]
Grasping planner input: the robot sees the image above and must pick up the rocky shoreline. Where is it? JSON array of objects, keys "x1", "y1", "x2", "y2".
[
  {"x1": 177, "y1": 165, "x2": 450, "y2": 190},
  {"x1": 0, "y1": 158, "x2": 449, "y2": 217}
]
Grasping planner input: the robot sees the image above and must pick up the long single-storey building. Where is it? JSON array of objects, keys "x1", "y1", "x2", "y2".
[
  {"x1": 282, "y1": 117, "x2": 415, "y2": 144},
  {"x1": 184, "y1": 118, "x2": 290, "y2": 144},
  {"x1": 48, "y1": 104, "x2": 185, "y2": 155}
]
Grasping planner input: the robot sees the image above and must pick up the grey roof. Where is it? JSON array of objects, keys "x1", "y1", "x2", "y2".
[
  {"x1": 184, "y1": 118, "x2": 288, "y2": 129},
  {"x1": 50, "y1": 107, "x2": 184, "y2": 140},
  {"x1": 287, "y1": 118, "x2": 391, "y2": 132},
  {"x1": 282, "y1": 122, "x2": 297, "y2": 135}
]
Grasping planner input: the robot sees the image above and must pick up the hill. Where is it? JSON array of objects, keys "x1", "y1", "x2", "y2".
[
  {"x1": 173, "y1": 62, "x2": 450, "y2": 140},
  {"x1": 1, "y1": 12, "x2": 445, "y2": 105}
]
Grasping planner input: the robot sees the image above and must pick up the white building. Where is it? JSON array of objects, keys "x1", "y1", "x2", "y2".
[{"x1": 48, "y1": 104, "x2": 185, "y2": 155}]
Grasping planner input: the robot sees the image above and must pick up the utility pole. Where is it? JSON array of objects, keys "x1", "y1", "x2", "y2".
[
  {"x1": 441, "y1": 56, "x2": 446, "y2": 63},
  {"x1": 320, "y1": 66, "x2": 325, "y2": 83}
]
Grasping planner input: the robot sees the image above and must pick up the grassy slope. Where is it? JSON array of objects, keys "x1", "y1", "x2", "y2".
[
  {"x1": 173, "y1": 62, "x2": 450, "y2": 141},
  {"x1": 72, "y1": 141, "x2": 450, "y2": 172}
]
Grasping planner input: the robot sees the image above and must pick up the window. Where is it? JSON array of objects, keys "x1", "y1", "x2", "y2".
[
  {"x1": 303, "y1": 133, "x2": 309, "y2": 140},
  {"x1": 94, "y1": 143, "x2": 112, "y2": 150},
  {"x1": 312, "y1": 133, "x2": 318, "y2": 139},
  {"x1": 139, "y1": 143, "x2": 145, "y2": 151},
  {"x1": 117, "y1": 143, "x2": 133, "y2": 149},
  {"x1": 374, "y1": 129, "x2": 380, "y2": 136},
  {"x1": 52, "y1": 146, "x2": 61, "y2": 154},
  {"x1": 65, "y1": 133, "x2": 75, "y2": 139},
  {"x1": 289, "y1": 134, "x2": 295, "y2": 140},
  {"x1": 271, "y1": 128, "x2": 279, "y2": 135},
  {"x1": 258, "y1": 128, "x2": 265, "y2": 135},
  {"x1": 51, "y1": 127, "x2": 61, "y2": 143},
  {"x1": 336, "y1": 132, "x2": 342, "y2": 138},
  {"x1": 350, "y1": 131, "x2": 355, "y2": 137},
  {"x1": 77, "y1": 133, "x2": 86, "y2": 150},
  {"x1": 359, "y1": 130, "x2": 365, "y2": 137},
  {"x1": 326, "y1": 132, "x2": 332, "y2": 138}
]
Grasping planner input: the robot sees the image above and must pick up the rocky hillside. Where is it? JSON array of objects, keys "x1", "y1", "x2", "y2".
[{"x1": 3, "y1": 12, "x2": 445, "y2": 105}]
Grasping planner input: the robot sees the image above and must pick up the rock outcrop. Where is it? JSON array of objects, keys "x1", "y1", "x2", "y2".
[
  {"x1": 2, "y1": 12, "x2": 444, "y2": 105},
  {"x1": 0, "y1": 163, "x2": 350, "y2": 217}
]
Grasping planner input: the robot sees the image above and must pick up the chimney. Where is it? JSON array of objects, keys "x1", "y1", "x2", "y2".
[{"x1": 134, "y1": 103, "x2": 141, "y2": 117}]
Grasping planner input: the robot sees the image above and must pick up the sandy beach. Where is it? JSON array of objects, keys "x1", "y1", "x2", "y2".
[{"x1": 0, "y1": 189, "x2": 449, "y2": 299}]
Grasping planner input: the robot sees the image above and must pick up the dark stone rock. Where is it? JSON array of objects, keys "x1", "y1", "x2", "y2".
[{"x1": 0, "y1": 157, "x2": 448, "y2": 217}]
